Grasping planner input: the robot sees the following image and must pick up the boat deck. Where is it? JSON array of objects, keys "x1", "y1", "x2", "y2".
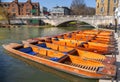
[{"x1": 36, "y1": 54, "x2": 51, "y2": 59}]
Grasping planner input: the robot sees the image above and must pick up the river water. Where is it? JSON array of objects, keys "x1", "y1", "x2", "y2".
[{"x1": 0, "y1": 26, "x2": 98, "y2": 82}]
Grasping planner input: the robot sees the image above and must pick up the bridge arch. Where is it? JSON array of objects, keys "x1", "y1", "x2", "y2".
[
  {"x1": 57, "y1": 20, "x2": 78, "y2": 26},
  {"x1": 53, "y1": 19, "x2": 97, "y2": 28}
]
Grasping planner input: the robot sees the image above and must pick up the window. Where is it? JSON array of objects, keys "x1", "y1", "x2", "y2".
[
  {"x1": 21, "y1": 9, "x2": 23, "y2": 12},
  {"x1": 107, "y1": 0, "x2": 110, "y2": 15},
  {"x1": 12, "y1": 4, "x2": 15, "y2": 7},
  {"x1": 12, "y1": 8, "x2": 15, "y2": 12},
  {"x1": 101, "y1": 0, "x2": 104, "y2": 3},
  {"x1": 114, "y1": 0, "x2": 117, "y2": 3},
  {"x1": 4, "y1": 4, "x2": 9, "y2": 7},
  {"x1": 26, "y1": 9, "x2": 30, "y2": 12},
  {"x1": 100, "y1": 7, "x2": 104, "y2": 13},
  {"x1": 113, "y1": 7, "x2": 116, "y2": 11},
  {"x1": 13, "y1": 13, "x2": 16, "y2": 17},
  {"x1": 97, "y1": 3, "x2": 99, "y2": 8}
]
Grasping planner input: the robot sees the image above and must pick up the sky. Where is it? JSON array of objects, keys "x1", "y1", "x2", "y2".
[{"x1": 2, "y1": 0, "x2": 96, "y2": 9}]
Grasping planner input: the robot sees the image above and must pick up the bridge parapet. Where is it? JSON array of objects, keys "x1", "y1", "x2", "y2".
[{"x1": 15, "y1": 15, "x2": 115, "y2": 28}]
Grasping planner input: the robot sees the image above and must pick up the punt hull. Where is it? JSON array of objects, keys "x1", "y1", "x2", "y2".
[{"x1": 2, "y1": 44, "x2": 113, "y2": 79}]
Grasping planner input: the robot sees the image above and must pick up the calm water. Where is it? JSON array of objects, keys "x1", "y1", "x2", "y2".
[{"x1": 0, "y1": 26, "x2": 98, "y2": 82}]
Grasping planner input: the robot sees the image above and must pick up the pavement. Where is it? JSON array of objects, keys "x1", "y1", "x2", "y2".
[{"x1": 99, "y1": 33, "x2": 120, "y2": 82}]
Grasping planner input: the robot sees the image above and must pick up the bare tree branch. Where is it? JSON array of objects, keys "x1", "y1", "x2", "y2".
[{"x1": 70, "y1": 0, "x2": 95, "y2": 15}]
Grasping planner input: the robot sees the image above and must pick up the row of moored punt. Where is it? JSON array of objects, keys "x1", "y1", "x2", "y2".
[{"x1": 3, "y1": 29, "x2": 117, "y2": 79}]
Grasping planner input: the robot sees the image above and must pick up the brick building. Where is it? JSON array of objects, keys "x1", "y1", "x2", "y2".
[
  {"x1": 96, "y1": 0, "x2": 118, "y2": 16},
  {"x1": 0, "y1": 0, "x2": 40, "y2": 17}
]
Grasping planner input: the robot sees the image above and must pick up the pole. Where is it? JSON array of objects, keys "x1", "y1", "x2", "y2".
[{"x1": 115, "y1": 18, "x2": 117, "y2": 33}]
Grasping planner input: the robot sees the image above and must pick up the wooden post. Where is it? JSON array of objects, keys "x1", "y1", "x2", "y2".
[{"x1": 115, "y1": 19, "x2": 117, "y2": 33}]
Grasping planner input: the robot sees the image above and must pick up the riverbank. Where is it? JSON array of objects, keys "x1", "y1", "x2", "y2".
[
  {"x1": 0, "y1": 24, "x2": 55, "y2": 28},
  {"x1": 0, "y1": 24, "x2": 21, "y2": 28}
]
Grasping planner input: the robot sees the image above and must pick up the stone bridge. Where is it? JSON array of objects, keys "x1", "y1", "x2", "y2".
[{"x1": 16, "y1": 15, "x2": 115, "y2": 28}]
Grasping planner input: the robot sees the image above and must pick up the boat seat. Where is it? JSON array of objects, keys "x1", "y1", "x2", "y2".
[
  {"x1": 66, "y1": 41, "x2": 77, "y2": 47},
  {"x1": 18, "y1": 47, "x2": 36, "y2": 55},
  {"x1": 36, "y1": 53, "x2": 49, "y2": 58},
  {"x1": 46, "y1": 43, "x2": 58, "y2": 51},
  {"x1": 38, "y1": 48, "x2": 47, "y2": 56},
  {"x1": 58, "y1": 45, "x2": 73, "y2": 52}
]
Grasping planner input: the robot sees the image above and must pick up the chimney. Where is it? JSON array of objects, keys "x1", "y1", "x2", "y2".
[
  {"x1": 14, "y1": 0, "x2": 18, "y2": 3},
  {"x1": 28, "y1": 0, "x2": 31, "y2": 2}
]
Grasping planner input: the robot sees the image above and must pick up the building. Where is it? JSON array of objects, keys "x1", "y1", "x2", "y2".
[
  {"x1": 50, "y1": 6, "x2": 70, "y2": 16},
  {"x1": 0, "y1": 0, "x2": 40, "y2": 17},
  {"x1": 40, "y1": 6, "x2": 50, "y2": 15},
  {"x1": 115, "y1": 0, "x2": 120, "y2": 24},
  {"x1": 96, "y1": 0, "x2": 118, "y2": 16}
]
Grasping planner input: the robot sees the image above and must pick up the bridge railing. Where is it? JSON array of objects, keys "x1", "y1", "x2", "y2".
[{"x1": 15, "y1": 15, "x2": 114, "y2": 21}]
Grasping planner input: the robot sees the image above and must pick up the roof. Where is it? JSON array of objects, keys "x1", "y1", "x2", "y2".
[
  {"x1": 0, "y1": 1, "x2": 39, "y2": 5},
  {"x1": 53, "y1": 6, "x2": 70, "y2": 10}
]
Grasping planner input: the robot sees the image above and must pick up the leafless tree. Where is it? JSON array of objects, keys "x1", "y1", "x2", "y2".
[
  {"x1": 70, "y1": 0, "x2": 86, "y2": 15},
  {"x1": 70, "y1": 0, "x2": 95, "y2": 15},
  {"x1": 85, "y1": 7, "x2": 95, "y2": 15}
]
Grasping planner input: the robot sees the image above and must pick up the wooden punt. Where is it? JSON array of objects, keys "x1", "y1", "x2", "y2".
[
  {"x1": 52, "y1": 38, "x2": 115, "y2": 54},
  {"x1": 96, "y1": 35, "x2": 114, "y2": 39},
  {"x1": 31, "y1": 37, "x2": 115, "y2": 55},
  {"x1": 67, "y1": 49, "x2": 116, "y2": 64},
  {"x1": 52, "y1": 30, "x2": 115, "y2": 45},
  {"x1": 2, "y1": 43, "x2": 116, "y2": 79},
  {"x1": 81, "y1": 42, "x2": 115, "y2": 54},
  {"x1": 22, "y1": 40, "x2": 116, "y2": 64},
  {"x1": 52, "y1": 30, "x2": 114, "y2": 41},
  {"x1": 98, "y1": 31, "x2": 113, "y2": 36},
  {"x1": 53, "y1": 32, "x2": 96, "y2": 41},
  {"x1": 90, "y1": 40, "x2": 115, "y2": 45},
  {"x1": 93, "y1": 38, "x2": 116, "y2": 43},
  {"x1": 87, "y1": 42, "x2": 115, "y2": 51},
  {"x1": 82, "y1": 30, "x2": 101, "y2": 35},
  {"x1": 51, "y1": 38, "x2": 86, "y2": 47}
]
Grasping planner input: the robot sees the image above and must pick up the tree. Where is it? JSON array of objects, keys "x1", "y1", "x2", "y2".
[
  {"x1": 0, "y1": 6, "x2": 11, "y2": 24},
  {"x1": 70, "y1": 0, "x2": 95, "y2": 15},
  {"x1": 85, "y1": 7, "x2": 95, "y2": 15},
  {"x1": 70, "y1": 0, "x2": 86, "y2": 15},
  {"x1": 0, "y1": 1, "x2": 11, "y2": 25}
]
